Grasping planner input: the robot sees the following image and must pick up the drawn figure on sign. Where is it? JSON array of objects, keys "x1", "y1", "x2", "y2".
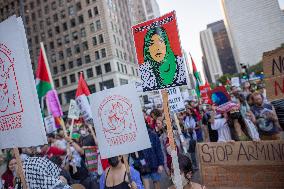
[
  {"x1": 139, "y1": 27, "x2": 186, "y2": 91},
  {"x1": 0, "y1": 44, "x2": 23, "y2": 131},
  {"x1": 99, "y1": 95, "x2": 137, "y2": 146}
]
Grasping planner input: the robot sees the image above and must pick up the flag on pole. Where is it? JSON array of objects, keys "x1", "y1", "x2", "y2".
[
  {"x1": 76, "y1": 73, "x2": 91, "y2": 97},
  {"x1": 36, "y1": 47, "x2": 53, "y2": 101},
  {"x1": 190, "y1": 53, "x2": 202, "y2": 98}
]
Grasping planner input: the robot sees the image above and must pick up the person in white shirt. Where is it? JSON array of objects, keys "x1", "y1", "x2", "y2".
[{"x1": 210, "y1": 112, "x2": 232, "y2": 142}]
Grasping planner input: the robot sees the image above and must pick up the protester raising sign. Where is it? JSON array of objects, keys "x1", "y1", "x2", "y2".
[
  {"x1": 0, "y1": 16, "x2": 47, "y2": 149},
  {"x1": 166, "y1": 87, "x2": 185, "y2": 113},
  {"x1": 89, "y1": 83, "x2": 151, "y2": 158},
  {"x1": 68, "y1": 100, "x2": 80, "y2": 119},
  {"x1": 132, "y1": 11, "x2": 187, "y2": 92},
  {"x1": 44, "y1": 115, "x2": 57, "y2": 134}
]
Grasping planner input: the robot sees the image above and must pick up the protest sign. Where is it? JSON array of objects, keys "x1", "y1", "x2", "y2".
[
  {"x1": 207, "y1": 86, "x2": 230, "y2": 106},
  {"x1": 0, "y1": 16, "x2": 47, "y2": 149},
  {"x1": 263, "y1": 47, "x2": 284, "y2": 101},
  {"x1": 231, "y1": 77, "x2": 240, "y2": 87},
  {"x1": 46, "y1": 89, "x2": 63, "y2": 117},
  {"x1": 167, "y1": 87, "x2": 185, "y2": 112},
  {"x1": 197, "y1": 141, "x2": 284, "y2": 189},
  {"x1": 68, "y1": 99, "x2": 80, "y2": 119},
  {"x1": 44, "y1": 115, "x2": 57, "y2": 134},
  {"x1": 132, "y1": 11, "x2": 187, "y2": 92},
  {"x1": 76, "y1": 95, "x2": 93, "y2": 124},
  {"x1": 199, "y1": 85, "x2": 211, "y2": 104},
  {"x1": 89, "y1": 83, "x2": 151, "y2": 159},
  {"x1": 83, "y1": 146, "x2": 98, "y2": 173}
]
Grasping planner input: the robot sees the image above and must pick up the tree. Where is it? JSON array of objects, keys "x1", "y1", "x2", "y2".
[
  {"x1": 248, "y1": 61, "x2": 263, "y2": 74},
  {"x1": 218, "y1": 73, "x2": 232, "y2": 85}
]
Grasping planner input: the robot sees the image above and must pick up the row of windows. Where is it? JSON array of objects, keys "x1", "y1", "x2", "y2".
[
  {"x1": 52, "y1": 55, "x2": 91, "y2": 74},
  {"x1": 116, "y1": 62, "x2": 139, "y2": 76},
  {"x1": 54, "y1": 63, "x2": 112, "y2": 88}
]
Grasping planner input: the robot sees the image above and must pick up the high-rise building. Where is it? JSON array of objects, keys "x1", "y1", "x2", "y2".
[
  {"x1": 200, "y1": 20, "x2": 236, "y2": 83},
  {"x1": 221, "y1": 0, "x2": 284, "y2": 70},
  {"x1": 0, "y1": 0, "x2": 140, "y2": 112},
  {"x1": 130, "y1": 0, "x2": 160, "y2": 24}
]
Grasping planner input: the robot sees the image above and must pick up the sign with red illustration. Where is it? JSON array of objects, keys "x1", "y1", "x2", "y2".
[
  {"x1": 199, "y1": 85, "x2": 212, "y2": 104},
  {"x1": 0, "y1": 16, "x2": 47, "y2": 149},
  {"x1": 132, "y1": 11, "x2": 187, "y2": 91},
  {"x1": 90, "y1": 83, "x2": 151, "y2": 158},
  {"x1": 207, "y1": 86, "x2": 231, "y2": 106}
]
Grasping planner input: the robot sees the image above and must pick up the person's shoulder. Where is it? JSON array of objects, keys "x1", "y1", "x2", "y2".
[{"x1": 192, "y1": 182, "x2": 205, "y2": 189}]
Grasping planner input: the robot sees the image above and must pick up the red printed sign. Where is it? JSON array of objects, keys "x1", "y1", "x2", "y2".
[{"x1": 199, "y1": 85, "x2": 211, "y2": 104}]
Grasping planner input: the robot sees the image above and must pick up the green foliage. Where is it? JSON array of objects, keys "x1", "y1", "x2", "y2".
[
  {"x1": 248, "y1": 61, "x2": 263, "y2": 74},
  {"x1": 218, "y1": 73, "x2": 232, "y2": 85}
]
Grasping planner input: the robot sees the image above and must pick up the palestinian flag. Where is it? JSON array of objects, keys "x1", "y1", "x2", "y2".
[
  {"x1": 190, "y1": 54, "x2": 202, "y2": 98},
  {"x1": 36, "y1": 47, "x2": 52, "y2": 101},
  {"x1": 76, "y1": 73, "x2": 91, "y2": 97}
]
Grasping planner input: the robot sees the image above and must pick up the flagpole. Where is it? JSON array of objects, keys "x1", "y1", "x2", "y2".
[{"x1": 40, "y1": 42, "x2": 54, "y2": 89}]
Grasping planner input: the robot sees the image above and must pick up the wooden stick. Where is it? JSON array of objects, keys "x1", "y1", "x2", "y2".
[
  {"x1": 13, "y1": 148, "x2": 28, "y2": 189},
  {"x1": 69, "y1": 119, "x2": 75, "y2": 138},
  {"x1": 173, "y1": 114, "x2": 187, "y2": 154}
]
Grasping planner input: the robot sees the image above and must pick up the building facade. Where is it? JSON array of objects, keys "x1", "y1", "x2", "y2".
[
  {"x1": 200, "y1": 20, "x2": 237, "y2": 83},
  {"x1": 130, "y1": 0, "x2": 160, "y2": 25},
  {"x1": 0, "y1": 0, "x2": 140, "y2": 112},
  {"x1": 221, "y1": 0, "x2": 284, "y2": 70}
]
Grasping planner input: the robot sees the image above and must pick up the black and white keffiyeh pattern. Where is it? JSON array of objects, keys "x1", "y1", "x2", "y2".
[{"x1": 22, "y1": 157, "x2": 71, "y2": 189}]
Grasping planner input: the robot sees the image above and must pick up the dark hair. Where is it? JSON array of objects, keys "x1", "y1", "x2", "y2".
[
  {"x1": 49, "y1": 156, "x2": 63, "y2": 168},
  {"x1": 150, "y1": 109, "x2": 162, "y2": 119},
  {"x1": 178, "y1": 154, "x2": 193, "y2": 175},
  {"x1": 227, "y1": 112, "x2": 251, "y2": 141},
  {"x1": 47, "y1": 133, "x2": 55, "y2": 139},
  {"x1": 6, "y1": 157, "x2": 16, "y2": 171},
  {"x1": 246, "y1": 94, "x2": 252, "y2": 102}
]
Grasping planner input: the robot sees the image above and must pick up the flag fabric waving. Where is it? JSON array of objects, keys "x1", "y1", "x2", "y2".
[
  {"x1": 76, "y1": 73, "x2": 91, "y2": 97},
  {"x1": 190, "y1": 53, "x2": 202, "y2": 98}
]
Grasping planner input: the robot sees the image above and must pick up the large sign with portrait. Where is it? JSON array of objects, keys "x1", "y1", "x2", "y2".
[
  {"x1": 0, "y1": 16, "x2": 47, "y2": 149},
  {"x1": 197, "y1": 141, "x2": 284, "y2": 189},
  {"x1": 89, "y1": 83, "x2": 151, "y2": 158},
  {"x1": 132, "y1": 11, "x2": 187, "y2": 92}
]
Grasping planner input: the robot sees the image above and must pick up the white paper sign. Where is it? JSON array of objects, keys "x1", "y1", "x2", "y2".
[
  {"x1": 68, "y1": 99, "x2": 80, "y2": 119},
  {"x1": 76, "y1": 95, "x2": 93, "y2": 124},
  {"x1": 167, "y1": 87, "x2": 185, "y2": 112},
  {"x1": 89, "y1": 83, "x2": 151, "y2": 158},
  {"x1": 44, "y1": 116, "x2": 57, "y2": 134},
  {"x1": 231, "y1": 77, "x2": 240, "y2": 87},
  {"x1": 0, "y1": 16, "x2": 47, "y2": 149}
]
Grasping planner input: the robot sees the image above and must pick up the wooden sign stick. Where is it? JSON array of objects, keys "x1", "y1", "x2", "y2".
[
  {"x1": 69, "y1": 119, "x2": 75, "y2": 138},
  {"x1": 13, "y1": 148, "x2": 28, "y2": 189},
  {"x1": 173, "y1": 114, "x2": 187, "y2": 154}
]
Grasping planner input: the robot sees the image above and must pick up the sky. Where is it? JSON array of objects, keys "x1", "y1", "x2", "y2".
[{"x1": 156, "y1": 0, "x2": 284, "y2": 81}]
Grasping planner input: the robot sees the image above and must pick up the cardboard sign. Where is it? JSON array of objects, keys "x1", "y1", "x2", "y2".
[
  {"x1": 263, "y1": 47, "x2": 284, "y2": 101},
  {"x1": 89, "y1": 83, "x2": 151, "y2": 159},
  {"x1": 68, "y1": 100, "x2": 80, "y2": 119},
  {"x1": 132, "y1": 11, "x2": 187, "y2": 92},
  {"x1": 197, "y1": 141, "x2": 284, "y2": 189},
  {"x1": 199, "y1": 85, "x2": 211, "y2": 104},
  {"x1": 0, "y1": 16, "x2": 47, "y2": 149},
  {"x1": 83, "y1": 146, "x2": 98, "y2": 173},
  {"x1": 76, "y1": 95, "x2": 93, "y2": 124},
  {"x1": 207, "y1": 86, "x2": 230, "y2": 106},
  {"x1": 46, "y1": 89, "x2": 63, "y2": 117},
  {"x1": 231, "y1": 77, "x2": 240, "y2": 87},
  {"x1": 44, "y1": 115, "x2": 57, "y2": 134},
  {"x1": 167, "y1": 87, "x2": 185, "y2": 112}
]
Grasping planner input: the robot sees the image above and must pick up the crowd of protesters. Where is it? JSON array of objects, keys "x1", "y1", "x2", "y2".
[{"x1": 0, "y1": 81, "x2": 283, "y2": 189}]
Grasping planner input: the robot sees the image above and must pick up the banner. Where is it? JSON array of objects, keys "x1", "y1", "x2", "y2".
[
  {"x1": 263, "y1": 47, "x2": 284, "y2": 101},
  {"x1": 197, "y1": 141, "x2": 284, "y2": 189},
  {"x1": 76, "y1": 95, "x2": 93, "y2": 124},
  {"x1": 46, "y1": 89, "x2": 63, "y2": 117},
  {"x1": 199, "y1": 85, "x2": 211, "y2": 104},
  {"x1": 167, "y1": 87, "x2": 185, "y2": 112},
  {"x1": 0, "y1": 16, "x2": 47, "y2": 149},
  {"x1": 68, "y1": 99, "x2": 80, "y2": 119},
  {"x1": 132, "y1": 11, "x2": 187, "y2": 92},
  {"x1": 44, "y1": 115, "x2": 57, "y2": 134},
  {"x1": 89, "y1": 83, "x2": 151, "y2": 158},
  {"x1": 83, "y1": 146, "x2": 98, "y2": 173},
  {"x1": 231, "y1": 77, "x2": 240, "y2": 87}
]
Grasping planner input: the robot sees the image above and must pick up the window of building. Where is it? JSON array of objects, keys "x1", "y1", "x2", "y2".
[
  {"x1": 68, "y1": 61, "x2": 74, "y2": 69},
  {"x1": 92, "y1": 36, "x2": 97, "y2": 46},
  {"x1": 90, "y1": 23, "x2": 95, "y2": 32},
  {"x1": 74, "y1": 44, "x2": 80, "y2": 54},
  {"x1": 124, "y1": 65, "x2": 127, "y2": 74},
  {"x1": 49, "y1": 41, "x2": 54, "y2": 50},
  {"x1": 36, "y1": 0, "x2": 41, "y2": 6},
  {"x1": 86, "y1": 68, "x2": 93, "y2": 78},
  {"x1": 63, "y1": 22, "x2": 68, "y2": 31},
  {"x1": 55, "y1": 79, "x2": 60, "y2": 88},
  {"x1": 50, "y1": 53, "x2": 56, "y2": 63},
  {"x1": 76, "y1": 58, "x2": 82, "y2": 67},
  {"x1": 33, "y1": 24, "x2": 37, "y2": 32},
  {"x1": 88, "y1": 9, "x2": 92, "y2": 18},
  {"x1": 96, "y1": 66, "x2": 102, "y2": 75},
  {"x1": 117, "y1": 62, "x2": 120, "y2": 72},
  {"x1": 96, "y1": 20, "x2": 101, "y2": 30},
  {"x1": 124, "y1": 52, "x2": 127, "y2": 60},
  {"x1": 47, "y1": 29, "x2": 52, "y2": 38},
  {"x1": 34, "y1": 35, "x2": 39, "y2": 44},
  {"x1": 95, "y1": 51, "x2": 100, "y2": 60},
  {"x1": 89, "y1": 84, "x2": 96, "y2": 93},
  {"x1": 39, "y1": 21, "x2": 44, "y2": 30},
  {"x1": 101, "y1": 48, "x2": 106, "y2": 58},
  {"x1": 120, "y1": 51, "x2": 123, "y2": 59},
  {"x1": 76, "y1": 2, "x2": 82, "y2": 11},
  {"x1": 78, "y1": 15, "x2": 84, "y2": 24},
  {"x1": 82, "y1": 41, "x2": 88, "y2": 51},
  {"x1": 44, "y1": 5, "x2": 49, "y2": 14},
  {"x1": 53, "y1": 14, "x2": 58, "y2": 22},
  {"x1": 25, "y1": 16, "x2": 30, "y2": 24},
  {"x1": 64, "y1": 35, "x2": 70, "y2": 44},
  {"x1": 51, "y1": 1, "x2": 56, "y2": 9},
  {"x1": 60, "y1": 64, "x2": 66, "y2": 72},
  {"x1": 131, "y1": 67, "x2": 135, "y2": 75},
  {"x1": 70, "y1": 74, "x2": 76, "y2": 83},
  {"x1": 121, "y1": 64, "x2": 124, "y2": 73},
  {"x1": 119, "y1": 78, "x2": 128, "y2": 85},
  {"x1": 46, "y1": 17, "x2": 51, "y2": 25},
  {"x1": 57, "y1": 38, "x2": 62, "y2": 46},
  {"x1": 65, "y1": 90, "x2": 76, "y2": 103},
  {"x1": 68, "y1": 6, "x2": 75, "y2": 16},
  {"x1": 113, "y1": 35, "x2": 116, "y2": 44},
  {"x1": 99, "y1": 34, "x2": 104, "y2": 43},
  {"x1": 85, "y1": 55, "x2": 91, "y2": 63},
  {"x1": 62, "y1": 77, "x2": 68, "y2": 86},
  {"x1": 58, "y1": 51, "x2": 64, "y2": 60},
  {"x1": 80, "y1": 28, "x2": 86, "y2": 37},
  {"x1": 136, "y1": 69, "x2": 139, "y2": 76},
  {"x1": 100, "y1": 79, "x2": 114, "y2": 90},
  {"x1": 55, "y1": 26, "x2": 60, "y2": 34},
  {"x1": 94, "y1": 6, "x2": 99, "y2": 15},
  {"x1": 53, "y1": 66, "x2": 58, "y2": 74},
  {"x1": 104, "y1": 62, "x2": 111, "y2": 73},
  {"x1": 70, "y1": 18, "x2": 76, "y2": 27},
  {"x1": 66, "y1": 48, "x2": 72, "y2": 57},
  {"x1": 116, "y1": 49, "x2": 119, "y2": 57},
  {"x1": 72, "y1": 31, "x2": 78, "y2": 40},
  {"x1": 60, "y1": 10, "x2": 66, "y2": 19}
]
